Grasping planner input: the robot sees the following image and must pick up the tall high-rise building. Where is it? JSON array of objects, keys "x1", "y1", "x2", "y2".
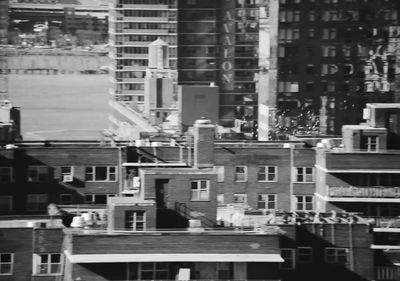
[
  {"x1": 109, "y1": 0, "x2": 400, "y2": 138},
  {"x1": 274, "y1": 0, "x2": 400, "y2": 135},
  {"x1": 108, "y1": 0, "x2": 178, "y2": 109},
  {"x1": 109, "y1": 0, "x2": 271, "y2": 137},
  {"x1": 0, "y1": 0, "x2": 8, "y2": 100}
]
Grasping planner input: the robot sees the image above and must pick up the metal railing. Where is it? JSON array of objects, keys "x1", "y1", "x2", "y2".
[
  {"x1": 174, "y1": 202, "x2": 216, "y2": 228},
  {"x1": 376, "y1": 266, "x2": 400, "y2": 281},
  {"x1": 328, "y1": 186, "x2": 400, "y2": 198},
  {"x1": 371, "y1": 217, "x2": 400, "y2": 228}
]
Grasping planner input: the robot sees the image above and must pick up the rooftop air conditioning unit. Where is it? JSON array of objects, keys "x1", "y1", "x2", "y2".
[{"x1": 63, "y1": 175, "x2": 73, "y2": 183}]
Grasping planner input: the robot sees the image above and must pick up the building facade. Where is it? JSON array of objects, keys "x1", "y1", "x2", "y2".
[
  {"x1": 108, "y1": 0, "x2": 271, "y2": 136},
  {"x1": 276, "y1": 0, "x2": 400, "y2": 135},
  {"x1": 315, "y1": 103, "x2": 400, "y2": 216}
]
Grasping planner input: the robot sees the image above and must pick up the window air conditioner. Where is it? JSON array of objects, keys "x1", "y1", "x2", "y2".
[
  {"x1": 63, "y1": 175, "x2": 73, "y2": 183},
  {"x1": 132, "y1": 177, "x2": 141, "y2": 189}
]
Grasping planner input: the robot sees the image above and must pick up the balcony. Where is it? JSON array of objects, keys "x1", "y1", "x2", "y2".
[
  {"x1": 322, "y1": 152, "x2": 400, "y2": 172},
  {"x1": 375, "y1": 266, "x2": 400, "y2": 281},
  {"x1": 328, "y1": 186, "x2": 400, "y2": 199}
]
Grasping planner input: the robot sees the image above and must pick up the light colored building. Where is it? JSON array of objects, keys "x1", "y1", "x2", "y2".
[{"x1": 108, "y1": 0, "x2": 178, "y2": 106}]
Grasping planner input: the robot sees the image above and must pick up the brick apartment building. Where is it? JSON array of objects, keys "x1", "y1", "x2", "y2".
[
  {"x1": 0, "y1": 104, "x2": 400, "y2": 280},
  {"x1": 0, "y1": 207, "x2": 376, "y2": 281}
]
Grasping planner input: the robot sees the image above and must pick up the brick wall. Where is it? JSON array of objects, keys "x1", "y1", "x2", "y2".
[
  {"x1": 0, "y1": 146, "x2": 124, "y2": 214},
  {"x1": 0, "y1": 228, "x2": 33, "y2": 281},
  {"x1": 69, "y1": 233, "x2": 280, "y2": 255}
]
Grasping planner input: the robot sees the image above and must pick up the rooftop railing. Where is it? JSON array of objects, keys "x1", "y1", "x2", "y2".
[{"x1": 328, "y1": 186, "x2": 400, "y2": 198}]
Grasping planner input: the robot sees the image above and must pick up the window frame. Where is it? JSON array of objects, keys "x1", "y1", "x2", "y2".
[
  {"x1": 0, "y1": 253, "x2": 13, "y2": 275},
  {"x1": 257, "y1": 166, "x2": 278, "y2": 182},
  {"x1": 280, "y1": 248, "x2": 295, "y2": 270},
  {"x1": 27, "y1": 165, "x2": 49, "y2": 183},
  {"x1": 234, "y1": 165, "x2": 248, "y2": 182},
  {"x1": 295, "y1": 167, "x2": 314, "y2": 183},
  {"x1": 60, "y1": 166, "x2": 74, "y2": 179},
  {"x1": 139, "y1": 262, "x2": 169, "y2": 280},
  {"x1": 296, "y1": 195, "x2": 314, "y2": 211},
  {"x1": 190, "y1": 180, "x2": 210, "y2": 201},
  {"x1": 324, "y1": 247, "x2": 349, "y2": 265},
  {"x1": 26, "y1": 194, "x2": 48, "y2": 212},
  {"x1": 0, "y1": 167, "x2": 13, "y2": 184},
  {"x1": 297, "y1": 247, "x2": 313, "y2": 263},
  {"x1": 125, "y1": 210, "x2": 146, "y2": 231},
  {"x1": 257, "y1": 194, "x2": 277, "y2": 210},
  {"x1": 85, "y1": 166, "x2": 117, "y2": 182},
  {"x1": 361, "y1": 136, "x2": 379, "y2": 152},
  {"x1": 233, "y1": 193, "x2": 247, "y2": 204},
  {"x1": 84, "y1": 194, "x2": 116, "y2": 205},
  {"x1": 33, "y1": 253, "x2": 62, "y2": 275}
]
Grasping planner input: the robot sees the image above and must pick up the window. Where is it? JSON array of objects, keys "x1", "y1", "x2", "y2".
[
  {"x1": 27, "y1": 194, "x2": 48, "y2": 212},
  {"x1": 125, "y1": 210, "x2": 146, "y2": 231},
  {"x1": 308, "y1": 11, "x2": 315, "y2": 21},
  {"x1": 34, "y1": 253, "x2": 62, "y2": 275},
  {"x1": 0, "y1": 253, "x2": 13, "y2": 275},
  {"x1": 27, "y1": 166, "x2": 49, "y2": 182},
  {"x1": 297, "y1": 247, "x2": 313, "y2": 263},
  {"x1": 295, "y1": 167, "x2": 314, "y2": 182},
  {"x1": 322, "y1": 45, "x2": 336, "y2": 57},
  {"x1": 325, "y1": 248, "x2": 349, "y2": 264},
  {"x1": 321, "y1": 64, "x2": 338, "y2": 75},
  {"x1": 215, "y1": 166, "x2": 225, "y2": 182},
  {"x1": 217, "y1": 262, "x2": 233, "y2": 279},
  {"x1": 257, "y1": 194, "x2": 277, "y2": 210},
  {"x1": 307, "y1": 28, "x2": 315, "y2": 39},
  {"x1": 0, "y1": 167, "x2": 12, "y2": 183},
  {"x1": 60, "y1": 166, "x2": 73, "y2": 179},
  {"x1": 296, "y1": 195, "x2": 313, "y2": 211},
  {"x1": 85, "y1": 166, "x2": 117, "y2": 182},
  {"x1": 85, "y1": 194, "x2": 115, "y2": 205},
  {"x1": 306, "y1": 65, "x2": 314, "y2": 75},
  {"x1": 0, "y1": 196, "x2": 12, "y2": 212},
  {"x1": 278, "y1": 81, "x2": 299, "y2": 93},
  {"x1": 59, "y1": 194, "x2": 72, "y2": 205},
  {"x1": 190, "y1": 180, "x2": 210, "y2": 201},
  {"x1": 280, "y1": 249, "x2": 295, "y2": 270},
  {"x1": 234, "y1": 166, "x2": 247, "y2": 182},
  {"x1": 322, "y1": 28, "x2": 336, "y2": 39},
  {"x1": 257, "y1": 166, "x2": 278, "y2": 182},
  {"x1": 140, "y1": 263, "x2": 169, "y2": 280},
  {"x1": 233, "y1": 193, "x2": 247, "y2": 204},
  {"x1": 361, "y1": 136, "x2": 379, "y2": 151}
]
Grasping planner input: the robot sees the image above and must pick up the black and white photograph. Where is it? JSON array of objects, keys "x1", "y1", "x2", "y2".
[{"x1": 0, "y1": 0, "x2": 400, "y2": 280}]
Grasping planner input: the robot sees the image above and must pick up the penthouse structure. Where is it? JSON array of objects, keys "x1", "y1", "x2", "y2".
[{"x1": 315, "y1": 103, "x2": 400, "y2": 217}]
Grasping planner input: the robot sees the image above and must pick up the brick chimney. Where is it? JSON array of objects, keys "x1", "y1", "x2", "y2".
[{"x1": 193, "y1": 118, "x2": 215, "y2": 168}]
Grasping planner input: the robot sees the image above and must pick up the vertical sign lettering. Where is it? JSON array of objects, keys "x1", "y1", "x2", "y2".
[{"x1": 220, "y1": 1, "x2": 236, "y2": 91}]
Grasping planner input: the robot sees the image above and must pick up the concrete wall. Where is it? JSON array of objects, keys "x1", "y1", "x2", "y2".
[{"x1": 179, "y1": 85, "x2": 219, "y2": 130}]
